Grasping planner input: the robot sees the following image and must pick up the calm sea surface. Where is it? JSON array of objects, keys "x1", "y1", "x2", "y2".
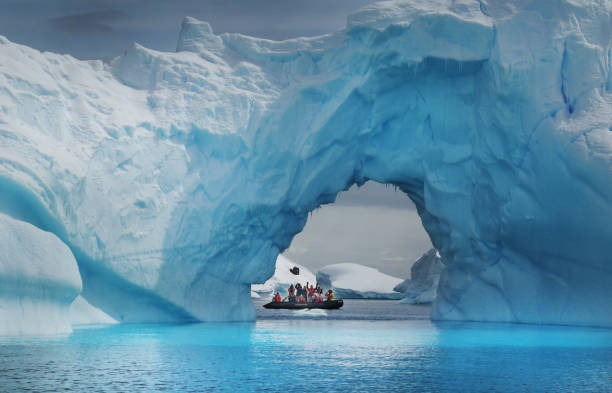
[{"x1": 0, "y1": 299, "x2": 610, "y2": 392}]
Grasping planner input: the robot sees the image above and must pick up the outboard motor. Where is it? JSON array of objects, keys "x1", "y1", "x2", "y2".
[{"x1": 289, "y1": 266, "x2": 300, "y2": 275}]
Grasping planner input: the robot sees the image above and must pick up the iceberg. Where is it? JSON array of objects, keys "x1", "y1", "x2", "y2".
[
  {"x1": 251, "y1": 255, "x2": 316, "y2": 297},
  {"x1": 316, "y1": 263, "x2": 404, "y2": 299},
  {"x1": 0, "y1": 213, "x2": 81, "y2": 335},
  {"x1": 0, "y1": 0, "x2": 611, "y2": 328},
  {"x1": 69, "y1": 295, "x2": 118, "y2": 326},
  {"x1": 394, "y1": 249, "x2": 444, "y2": 304}
]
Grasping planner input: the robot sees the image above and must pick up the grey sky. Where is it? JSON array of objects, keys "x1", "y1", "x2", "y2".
[
  {"x1": 285, "y1": 182, "x2": 432, "y2": 279},
  {"x1": 0, "y1": 0, "x2": 377, "y2": 59},
  {"x1": 0, "y1": 0, "x2": 433, "y2": 277}
]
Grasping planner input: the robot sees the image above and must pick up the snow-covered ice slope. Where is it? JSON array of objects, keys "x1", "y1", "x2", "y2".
[
  {"x1": 317, "y1": 263, "x2": 404, "y2": 299},
  {"x1": 395, "y1": 249, "x2": 444, "y2": 304},
  {"x1": 0, "y1": 0, "x2": 611, "y2": 326},
  {"x1": 69, "y1": 295, "x2": 118, "y2": 326},
  {"x1": 251, "y1": 254, "x2": 315, "y2": 296},
  {"x1": 0, "y1": 213, "x2": 81, "y2": 335}
]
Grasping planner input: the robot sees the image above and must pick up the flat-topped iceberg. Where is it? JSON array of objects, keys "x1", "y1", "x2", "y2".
[
  {"x1": 251, "y1": 255, "x2": 315, "y2": 297},
  {"x1": 316, "y1": 263, "x2": 404, "y2": 299},
  {"x1": 395, "y1": 249, "x2": 444, "y2": 304},
  {"x1": 0, "y1": 0, "x2": 611, "y2": 329}
]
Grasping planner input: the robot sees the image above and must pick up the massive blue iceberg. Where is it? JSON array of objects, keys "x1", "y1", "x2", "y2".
[{"x1": 0, "y1": 0, "x2": 611, "y2": 333}]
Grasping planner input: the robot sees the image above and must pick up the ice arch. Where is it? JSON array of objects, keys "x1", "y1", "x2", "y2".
[{"x1": 0, "y1": 0, "x2": 610, "y2": 327}]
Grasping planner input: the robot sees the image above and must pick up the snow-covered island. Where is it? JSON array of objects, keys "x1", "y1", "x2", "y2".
[
  {"x1": 395, "y1": 249, "x2": 444, "y2": 304},
  {"x1": 251, "y1": 255, "x2": 315, "y2": 297},
  {"x1": 316, "y1": 263, "x2": 404, "y2": 299},
  {"x1": 0, "y1": 0, "x2": 611, "y2": 334}
]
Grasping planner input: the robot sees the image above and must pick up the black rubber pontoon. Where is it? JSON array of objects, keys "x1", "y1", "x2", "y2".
[{"x1": 263, "y1": 299, "x2": 343, "y2": 310}]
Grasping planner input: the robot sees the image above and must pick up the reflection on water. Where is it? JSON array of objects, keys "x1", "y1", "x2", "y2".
[{"x1": 0, "y1": 301, "x2": 611, "y2": 392}]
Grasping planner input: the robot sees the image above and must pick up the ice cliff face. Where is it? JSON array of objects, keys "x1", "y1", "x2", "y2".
[
  {"x1": 0, "y1": 0, "x2": 611, "y2": 329},
  {"x1": 395, "y1": 248, "x2": 444, "y2": 304},
  {"x1": 0, "y1": 213, "x2": 81, "y2": 335}
]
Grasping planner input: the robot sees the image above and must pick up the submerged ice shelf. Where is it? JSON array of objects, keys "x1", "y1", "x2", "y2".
[{"x1": 0, "y1": 0, "x2": 611, "y2": 334}]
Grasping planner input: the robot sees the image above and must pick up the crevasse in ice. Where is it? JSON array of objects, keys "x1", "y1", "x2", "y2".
[{"x1": 0, "y1": 0, "x2": 611, "y2": 331}]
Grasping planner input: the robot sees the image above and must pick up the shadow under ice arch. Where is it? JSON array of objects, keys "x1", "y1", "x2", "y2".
[{"x1": 0, "y1": 1, "x2": 611, "y2": 329}]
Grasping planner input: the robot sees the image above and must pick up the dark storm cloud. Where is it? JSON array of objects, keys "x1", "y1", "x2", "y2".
[{"x1": 50, "y1": 9, "x2": 125, "y2": 34}]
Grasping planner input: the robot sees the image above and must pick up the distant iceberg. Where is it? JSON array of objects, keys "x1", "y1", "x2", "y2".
[
  {"x1": 395, "y1": 249, "x2": 444, "y2": 304},
  {"x1": 316, "y1": 263, "x2": 403, "y2": 299},
  {"x1": 252, "y1": 255, "x2": 315, "y2": 297}
]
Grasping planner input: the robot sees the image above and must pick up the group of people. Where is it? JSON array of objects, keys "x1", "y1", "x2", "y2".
[{"x1": 273, "y1": 282, "x2": 334, "y2": 303}]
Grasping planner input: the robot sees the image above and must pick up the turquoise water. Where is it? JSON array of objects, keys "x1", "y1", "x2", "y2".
[{"x1": 1, "y1": 300, "x2": 611, "y2": 392}]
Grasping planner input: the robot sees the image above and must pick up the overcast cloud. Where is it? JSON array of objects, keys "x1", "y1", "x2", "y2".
[
  {"x1": 0, "y1": 0, "x2": 377, "y2": 59},
  {"x1": 284, "y1": 183, "x2": 432, "y2": 279}
]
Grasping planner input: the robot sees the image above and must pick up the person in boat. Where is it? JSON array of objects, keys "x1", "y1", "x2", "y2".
[
  {"x1": 300, "y1": 283, "x2": 306, "y2": 300},
  {"x1": 315, "y1": 292, "x2": 323, "y2": 302},
  {"x1": 288, "y1": 284, "x2": 296, "y2": 303},
  {"x1": 274, "y1": 292, "x2": 282, "y2": 302},
  {"x1": 307, "y1": 284, "x2": 315, "y2": 301},
  {"x1": 326, "y1": 289, "x2": 334, "y2": 302}
]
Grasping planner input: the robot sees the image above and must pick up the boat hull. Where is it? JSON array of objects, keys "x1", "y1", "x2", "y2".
[{"x1": 263, "y1": 299, "x2": 343, "y2": 310}]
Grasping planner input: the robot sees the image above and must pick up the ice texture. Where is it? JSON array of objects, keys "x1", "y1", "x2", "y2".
[
  {"x1": 316, "y1": 263, "x2": 404, "y2": 299},
  {"x1": 0, "y1": 213, "x2": 81, "y2": 335},
  {"x1": 395, "y1": 249, "x2": 444, "y2": 304},
  {"x1": 0, "y1": 0, "x2": 611, "y2": 327},
  {"x1": 69, "y1": 295, "x2": 118, "y2": 326},
  {"x1": 251, "y1": 255, "x2": 315, "y2": 297}
]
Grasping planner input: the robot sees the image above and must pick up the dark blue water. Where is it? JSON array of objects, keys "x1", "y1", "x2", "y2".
[{"x1": 0, "y1": 300, "x2": 611, "y2": 392}]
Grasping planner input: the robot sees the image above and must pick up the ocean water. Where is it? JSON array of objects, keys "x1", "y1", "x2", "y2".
[{"x1": 0, "y1": 300, "x2": 610, "y2": 392}]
